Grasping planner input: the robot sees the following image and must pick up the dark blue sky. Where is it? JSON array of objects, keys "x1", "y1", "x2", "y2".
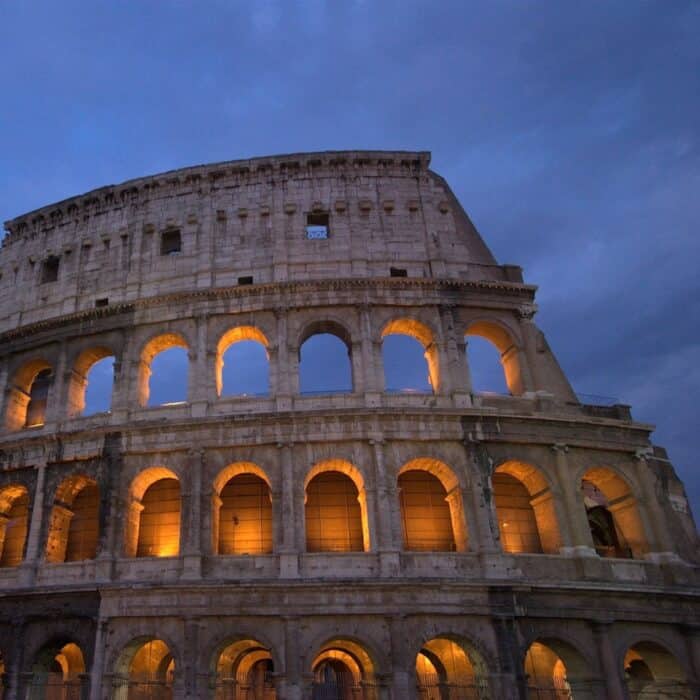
[{"x1": 1, "y1": 2, "x2": 698, "y2": 517}]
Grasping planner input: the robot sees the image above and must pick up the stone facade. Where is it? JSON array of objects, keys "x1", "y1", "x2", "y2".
[{"x1": 0, "y1": 150, "x2": 697, "y2": 699}]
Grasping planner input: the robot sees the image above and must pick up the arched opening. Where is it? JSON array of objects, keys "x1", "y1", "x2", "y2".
[
  {"x1": 381, "y1": 318, "x2": 438, "y2": 393},
  {"x1": 212, "y1": 465, "x2": 273, "y2": 555},
  {"x1": 415, "y1": 636, "x2": 489, "y2": 698},
  {"x1": 466, "y1": 321, "x2": 523, "y2": 396},
  {"x1": 27, "y1": 641, "x2": 86, "y2": 699},
  {"x1": 112, "y1": 638, "x2": 174, "y2": 700},
  {"x1": 305, "y1": 461, "x2": 368, "y2": 553},
  {"x1": 299, "y1": 321, "x2": 353, "y2": 395},
  {"x1": 0, "y1": 485, "x2": 30, "y2": 567},
  {"x1": 311, "y1": 638, "x2": 377, "y2": 700},
  {"x1": 399, "y1": 471, "x2": 456, "y2": 552},
  {"x1": 4, "y1": 359, "x2": 54, "y2": 431},
  {"x1": 213, "y1": 638, "x2": 276, "y2": 700},
  {"x1": 45, "y1": 475, "x2": 100, "y2": 563},
  {"x1": 124, "y1": 468, "x2": 181, "y2": 558},
  {"x1": 216, "y1": 326, "x2": 270, "y2": 397},
  {"x1": 624, "y1": 641, "x2": 691, "y2": 698},
  {"x1": 67, "y1": 347, "x2": 116, "y2": 417},
  {"x1": 467, "y1": 336, "x2": 509, "y2": 395},
  {"x1": 524, "y1": 638, "x2": 593, "y2": 699},
  {"x1": 138, "y1": 334, "x2": 189, "y2": 407},
  {"x1": 581, "y1": 468, "x2": 648, "y2": 559},
  {"x1": 493, "y1": 462, "x2": 562, "y2": 554}
]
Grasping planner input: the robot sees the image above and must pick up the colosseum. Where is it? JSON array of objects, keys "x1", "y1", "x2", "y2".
[{"x1": 0, "y1": 150, "x2": 697, "y2": 700}]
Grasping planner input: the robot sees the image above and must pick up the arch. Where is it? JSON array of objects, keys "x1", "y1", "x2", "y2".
[
  {"x1": 0, "y1": 484, "x2": 29, "y2": 567},
  {"x1": 493, "y1": 461, "x2": 562, "y2": 554},
  {"x1": 5, "y1": 358, "x2": 53, "y2": 430},
  {"x1": 67, "y1": 346, "x2": 116, "y2": 417},
  {"x1": 623, "y1": 640, "x2": 691, "y2": 698},
  {"x1": 45, "y1": 474, "x2": 100, "y2": 563},
  {"x1": 299, "y1": 320, "x2": 354, "y2": 395},
  {"x1": 398, "y1": 460, "x2": 466, "y2": 552},
  {"x1": 466, "y1": 319, "x2": 523, "y2": 396},
  {"x1": 137, "y1": 333, "x2": 189, "y2": 407},
  {"x1": 216, "y1": 325, "x2": 270, "y2": 397},
  {"x1": 112, "y1": 636, "x2": 175, "y2": 700},
  {"x1": 524, "y1": 638, "x2": 591, "y2": 698},
  {"x1": 124, "y1": 467, "x2": 180, "y2": 558},
  {"x1": 212, "y1": 637, "x2": 276, "y2": 700},
  {"x1": 212, "y1": 464, "x2": 273, "y2": 555},
  {"x1": 415, "y1": 635, "x2": 489, "y2": 698},
  {"x1": 28, "y1": 640, "x2": 86, "y2": 700},
  {"x1": 580, "y1": 467, "x2": 648, "y2": 558},
  {"x1": 305, "y1": 460, "x2": 369, "y2": 552},
  {"x1": 311, "y1": 637, "x2": 378, "y2": 700},
  {"x1": 381, "y1": 318, "x2": 439, "y2": 392}
]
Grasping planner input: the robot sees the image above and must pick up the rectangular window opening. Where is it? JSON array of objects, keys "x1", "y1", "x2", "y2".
[
  {"x1": 238, "y1": 276, "x2": 253, "y2": 286},
  {"x1": 41, "y1": 256, "x2": 60, "y2": 284},
  {"x1": 306, "y1": 212, "x2": 329, "y2": 239},
  {"x1": 390, "y1": 267, "x2": 407, "y2": 278},
  {"x1": 95, "y1": 298, "x2": 109, "y2": 308},
  {"x1": 160, "y1": 229, "x2": 182, "y2": 255}
]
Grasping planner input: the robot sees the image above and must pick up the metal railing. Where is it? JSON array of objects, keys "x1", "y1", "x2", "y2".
[
  {"x1": 214, "y1": 675, "x2": 276, "y2": 699},
  {"x1": 27, "y1": 673, "x2": 86, "y2": 700},
  {"x1": 416, "y1": 674, "x2": 489, "y2": 699},
  {"x1": 626, "y1": 679, "x2": 694, "y2": 699}
]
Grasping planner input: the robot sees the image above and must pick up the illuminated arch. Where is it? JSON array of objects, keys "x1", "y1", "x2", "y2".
[
  {"x1": 45, "y1": 474, "x2": 99, "y2": 563},
  {"x1": 524, "y1": 638, "x2": 591, "y2": 698},
  {"x1": 112, "y1": 636, "x2": 175, "y2": 700},
  {"x1": 212, "y1": 463, "x2": 273, "y2": 556},
  {"x1": 5, "y1": 358, "x2": 53, "y2": 431},
  {"x1": 580, "y1": 466, "x2": 649, "y2": 559},
  {"x1": 66, "y1": 345, "x2": 115, "y2": 417},
  {"x1": 381, "y1": 318, "x2": 439, "y2": 392},
  {"x1": 466, "y1": 319, "x2": 523, "y2": 396},
  {"x1": 623, "y1": 640, "x2": 690, "y2": 697},
  {"x1": 493, "y1": 461, "x2": 562, "y2": 554},
  {"x1": 398, "y1": 458, "x2": 467, "y2": 552},
  {"x1": 215, "y1": 325, "x2": 270, "y2": 397},
  {"x1": 137, "y1": 333, "x2": 189, "y2": 407},
  {"x1": 311, "y1": 637, "x2": 378, "y2": 699},
  {"x1": 0, "y1": 484, "x2": 30, "y2": 567},
  {"x1": 29, "y1": 640, "x2": 87, "y2": 698},
  {"x1": 212, "y1": 637, "x2": 276, "y2": 699},
  {"x1": 124, "y1": 467, "x2": 181, "y2": 558},
  {"x1": 298, "y1": 320, "x2": 354, "y2": 394},
  {"x1": 305, "y1": 459, "x2": 369, "y2": 552}
]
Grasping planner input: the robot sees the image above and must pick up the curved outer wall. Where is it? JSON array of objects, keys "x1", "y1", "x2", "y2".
[{"x1": 0, "y1": 150, "x2": 697, "y2": 699}]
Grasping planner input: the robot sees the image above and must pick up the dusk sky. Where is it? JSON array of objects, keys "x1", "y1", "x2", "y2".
[{"x1": 1, "y1": 2, "x2": 698, "y2": 516}]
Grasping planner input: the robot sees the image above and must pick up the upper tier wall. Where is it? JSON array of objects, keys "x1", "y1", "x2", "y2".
[{"x1": 0, "y1": 150, "x2": 514, "y2": 334}]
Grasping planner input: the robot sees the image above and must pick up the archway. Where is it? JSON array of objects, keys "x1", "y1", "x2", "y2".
[
  {"x1": 213, "y1": 638, "x2": 276, "y2": 700},
  {"x1": 305, "y1": 461, "x2": 368, "y2": 553},
  {"x1": 0, "y1": 485, "x2": 30, "y2": 567},
  {"x1": 524, "y1": 638, "x2": 591, "y2": 699},
  {"x1": 216, "y1": 326, "x2": 270, "y2": 397},
  {"x1": 138, "y1": 334, "x2": 189, "y2": 407},
  {"x1": 4, "y1": 359, "x2": 53, "y2": 430},
  {"x1": 27, "y1": 641, "x2": 86, "y2": 700},
  {"x1": 581, "y1": 468, "x2": 648, "y2": 559},
  {"x1": 67, "y1": 346, "x2": 116, "y2": 417},
  {"x1": 624, "y1": 641, "x2": 691, "y2": 699},
  {"x1": 45, "y1": 475, "x2": 99, "y2": 563},
  {"x1": 466, "y1": 320, "x2": 523, "y2": 396},
  {"x1": 493, "y1": 462, "x2": 562, "y2": 554},
  {"x1": 415, "y1": 636, "x2": 489, "y2": 699},
  {"x1": 299, "y1": 321, "x2": 353, "y2": 395},
  {"x1": 112, "y1": 638, "x2": 174, "y2": 700},
  {"x1": 311, "y1": 638, "x2": 377, "y2": 700},
  {"x1": 124, "y1": 468, "x2": 180, "y2": 558},
  {"x1": 381, "y1": 318, "x2": 438, "y2": 393},
  {"x1": 212, "y1": 464, "x2": 273, "y2": 555}
]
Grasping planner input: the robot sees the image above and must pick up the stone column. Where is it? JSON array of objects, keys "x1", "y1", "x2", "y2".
[
  {"x1": 445, "y1": 487, "x2": 469, "y2": 552},
  {"x1": 350, "y1": 340, "x2": 365, "y2": 394},
  {"x1": 278, "y1": 442, "x2": 299, "y2": 578},
  {"x1": 461, "y1": 441, "x2": 500, "y2": 554},
  {"x1": 181, "y1": 449, "x2": 203, "y2": 580},
  {"x1": 44, "y1": 343, "x2": 67, "y2": 427},
  {"x1": 680, "y1": 624, "x2": 700, "y2": 685},
  {"x1": 358, "y1": 487, "x2": 377, "y2": 552},
  {"x1": 0, "y1": 361, "x2": 9, "y2": 426},
  {"x1": 88, "y1": 619, "x2": 108, "y2": 700},
  {"x1": 591, "y1": 622, "x2": 626, "y2": 700},
  {"x1": 439, "y1": 304, "x2": 472, "y2": 407},
  {"x1": 19, "y1": 459, "x2": 48, "y2": 585},
  {"x1": 551, "y1": 444, "x2": 596, "y2": 556},
  {"x1": 273, "y1": 307, "x2": 293, "y2": 411},
  {"x1": 5, "y1": 618, "x2": 24, "y2": 700},
  {"x1": 183, "y1": 618, "x2": 200, "y2": 699},
  {"x1": 370, "y1": 439, "x2": 401, "y2": 577},
  {"x1": 283, "y1": 617, "x2": 302, "y2": 700},
  {"x1": 44, "y1": 503, "x2": 74, "y2": 563},
  {"x1": 389, "y1": 615, "x2": 414, "y2": 699},
  {"x1": 359, "y1": 305, "x2": 382, "y2": 403},
  {"x1": 189, "y1": 314, "x2": 210, "y2": 418}
]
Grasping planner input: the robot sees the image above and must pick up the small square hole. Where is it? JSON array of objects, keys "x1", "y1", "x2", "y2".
[
  {"x1": 390, "y1": 267, "x2": 407, "y2": 278},
  {"x1": 306, "y1": 212, "x2": 329, "y2": 239},
  {"x1": 95, "y1": 298, "x2": 109, "y2": 308},
  {"x1": 41, "y1": 256, "x2": 60, "y2": 283},
  {"x1": 161, "y1": 229, "x2": 182, "y2": 255},
  {"x1": 238, "y1": 276, "x2": 253, "y2": 285}
]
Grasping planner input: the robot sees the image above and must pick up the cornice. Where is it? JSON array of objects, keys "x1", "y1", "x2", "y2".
[{"x1": 0, "y1": 276, "x2": 537, "y2": 344}]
